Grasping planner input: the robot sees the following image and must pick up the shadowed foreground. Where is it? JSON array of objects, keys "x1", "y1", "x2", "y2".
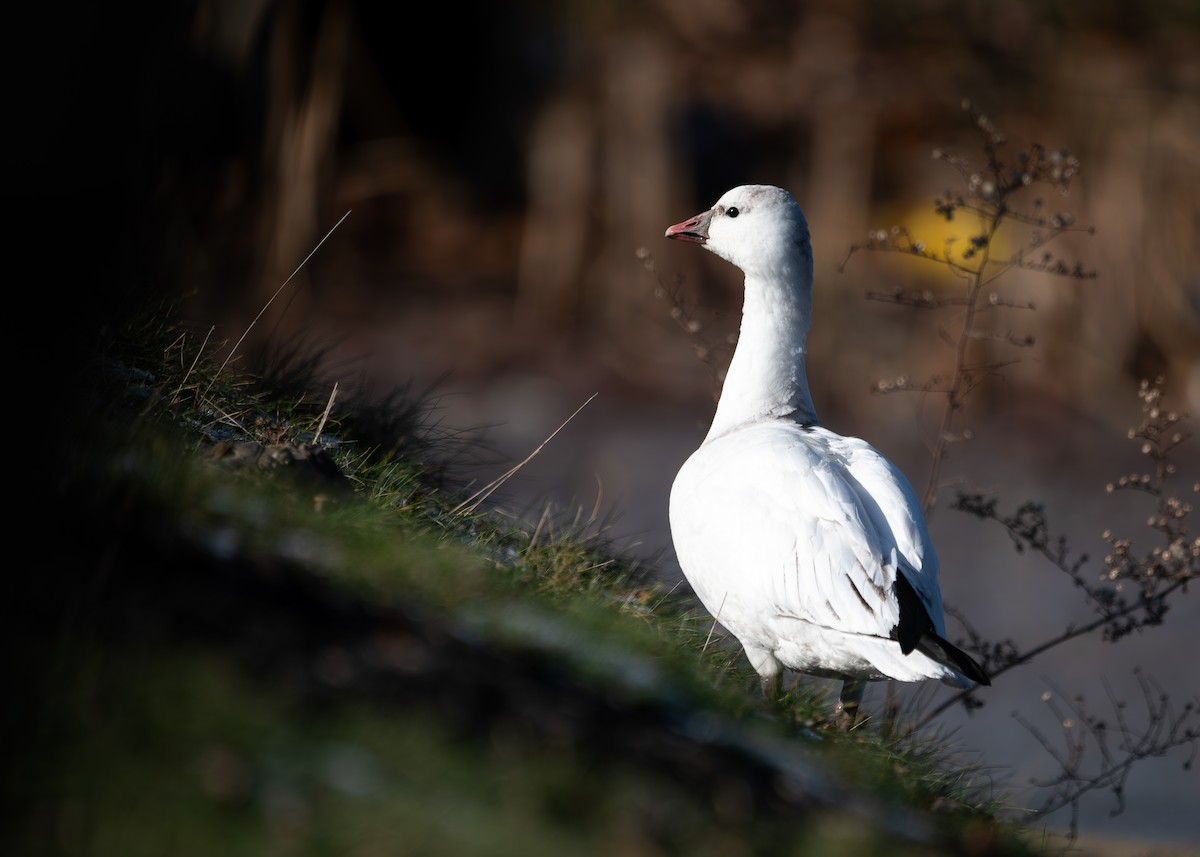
[{"x1": 6, "y1": 323, "x2": 1033, "y2": 857}]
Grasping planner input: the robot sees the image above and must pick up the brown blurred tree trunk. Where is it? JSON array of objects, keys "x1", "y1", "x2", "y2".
[{"x1": 255, "y1": 0, "x2": 349, "y2": 311}]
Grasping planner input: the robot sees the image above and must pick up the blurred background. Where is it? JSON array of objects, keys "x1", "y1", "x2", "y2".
[{"x1": 33, "y1": 0, "x2": 1199, "y2": 848}]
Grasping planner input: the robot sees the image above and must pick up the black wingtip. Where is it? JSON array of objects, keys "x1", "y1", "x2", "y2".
[
  {"x1": 908, "y1": 633, "x2": 990, "y2": 687},
  {"x1": 929, "y1": 634, "x2": 991, "y2": 686},
  {"x1": 891, "y1": 571, "x2": 933, "y2": 655},
  {"x1": 892, "y1": 571, "x2": 990, "y2": 686},
  {"x1": 921, "y1": 633, "x2": 988, "y2": 686}
]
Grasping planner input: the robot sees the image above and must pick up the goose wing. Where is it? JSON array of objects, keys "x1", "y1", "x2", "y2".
[{"x1": 672, "y1": 422, "x2": 932, "y2": 642}]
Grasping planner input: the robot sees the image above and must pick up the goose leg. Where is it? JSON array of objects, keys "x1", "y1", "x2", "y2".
[
  {"x1": 748, "y1": 648, "x2": 784, "y2": 701},
  {"x1": 759, "y1": 670, "x2": 782, "y2": 701},
  {"x1": 834, "y1": 678, "x2": 866, "y2": 731}
]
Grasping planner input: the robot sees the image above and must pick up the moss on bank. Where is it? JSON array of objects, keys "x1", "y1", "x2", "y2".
[{"x1": 5, "y1": 305, "x2": 1036, "y2": 856}]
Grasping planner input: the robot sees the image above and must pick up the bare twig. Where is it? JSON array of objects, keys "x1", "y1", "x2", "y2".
[
  {"x1": 1015, "y1": 672, "x2": 1199, "y2": 842},
  {"x1": 842, "y1": 103, "x2": 1091, "y2": 515},
  {"x1": 911, "y1": 378, "x2": 1196, "y2": 732},
  {"x1": 637, "y1": 246, "x2": 732, "y2": 395},
  {"x1": 850, "y1": 106, "x2": 1196, "y2": 838}
]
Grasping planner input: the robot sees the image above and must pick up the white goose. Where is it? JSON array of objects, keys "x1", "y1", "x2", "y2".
[{"x1": 665, "y1": 185, "x2": 988, "y2": 726}]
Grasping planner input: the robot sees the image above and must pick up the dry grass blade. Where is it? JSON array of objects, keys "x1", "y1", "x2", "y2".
[
  {"x1": 314, "y1": 381, "x2": 338, "y2": 444},
  {"x1": 171, "y1": 325, "x2": 216, "y2": 404},
  {"x1": 206, "y1": 210, "x2": 352, "y2": 396},
  {"x1": 453, "y1": 393, "x2": 599, "y2": 516},
  {"x1": 702, "y1": 592, "x2": 729, "y2": 656}
]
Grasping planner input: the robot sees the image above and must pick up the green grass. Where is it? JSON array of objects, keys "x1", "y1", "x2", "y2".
[{"x1": 5, "y1": 300, "x2": 1042, "y2": 856}]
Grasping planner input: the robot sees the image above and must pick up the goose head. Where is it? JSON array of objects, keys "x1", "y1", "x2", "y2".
[{"x1": 665, "y1": 184, "x2": 812, "y2": 285}]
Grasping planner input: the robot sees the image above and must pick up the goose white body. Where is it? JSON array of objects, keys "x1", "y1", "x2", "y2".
[{"x1": 665, "y1": 185, "x2": 987, "y2": 710}]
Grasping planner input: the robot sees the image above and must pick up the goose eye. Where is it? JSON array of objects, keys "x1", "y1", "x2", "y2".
[{"x1": 726, "y1": 207, "x2": 740, "y2": 218}]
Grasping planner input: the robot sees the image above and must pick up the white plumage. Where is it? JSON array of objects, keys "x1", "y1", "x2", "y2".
[{"x1": 665, "y1": 185, "x2": 988, "y2": 725}]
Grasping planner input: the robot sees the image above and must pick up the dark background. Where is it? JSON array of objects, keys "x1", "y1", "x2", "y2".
[{"x1": 22, "y1": 0, "x2": 1199, "y2": 847}]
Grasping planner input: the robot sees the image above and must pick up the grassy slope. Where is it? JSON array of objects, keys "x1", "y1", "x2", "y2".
[{"x1": 6, "y1": 304, "x2": 1040, "y2": 857}]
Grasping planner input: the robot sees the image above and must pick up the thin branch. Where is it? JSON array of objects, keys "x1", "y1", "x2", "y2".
[
  {"x1": 1016, "y1": 672, "x2": 1199, "y2": 842},
  {"x1": 912, "y1": 576, "x2": 1192, "y2": 730}
]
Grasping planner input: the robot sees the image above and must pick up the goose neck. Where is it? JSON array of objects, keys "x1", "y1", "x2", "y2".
[{"x1": 705, "y1": 274, "x2": 818, "y2": 440}]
